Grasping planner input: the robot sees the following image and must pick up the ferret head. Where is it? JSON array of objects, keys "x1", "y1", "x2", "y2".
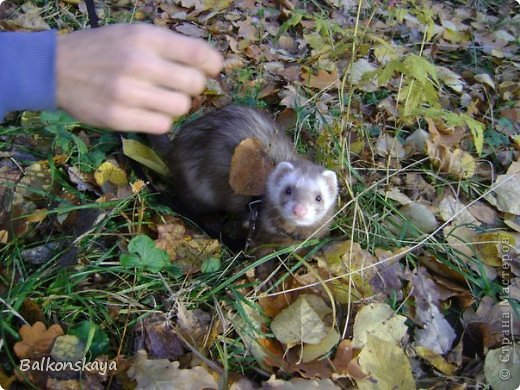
[{"x1": 265, "y1": 161, "x2": 338, "y2": 227}]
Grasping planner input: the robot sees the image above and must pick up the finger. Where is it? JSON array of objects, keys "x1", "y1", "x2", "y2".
[
  {"x1": 133, "y1": 59, "x2": 207, "y2": 96},
  {"x1": 151, "y1": 30, "x2": 224, "y2": 76},
  {"x1": 119, "y1": 80, "x2": 192, "y2": 116},
  {"x1": 101, "y1": 106, "x2": 174, "y2": 134}
]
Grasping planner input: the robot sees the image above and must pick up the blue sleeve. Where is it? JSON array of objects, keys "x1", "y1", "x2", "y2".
[{"x1": 0, "y1": 30, "x2": 57, "y2": 121}]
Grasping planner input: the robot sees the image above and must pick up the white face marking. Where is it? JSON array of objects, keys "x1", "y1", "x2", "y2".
[{"x1": 268, "y1": 166, "x2": 336, "y2": 227}]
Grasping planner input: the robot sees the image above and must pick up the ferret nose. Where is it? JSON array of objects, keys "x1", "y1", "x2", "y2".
[{"x1": 293, "y1": 205, "x2": 307, "y2": 217}]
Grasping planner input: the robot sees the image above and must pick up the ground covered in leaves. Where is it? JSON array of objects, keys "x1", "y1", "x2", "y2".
[{"x1": 1, "y1": 0, "x2": 519, "y2": 389}]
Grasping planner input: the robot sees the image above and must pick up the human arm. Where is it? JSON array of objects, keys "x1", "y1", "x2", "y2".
[
  {"x1": 56, "y1": 24, "x2": 223, "y2": 134},
  {"x1": 0, "y1": 30, "x2": 56, "y2": 120},
  {"x1": 0, "y1": 24, "x2": 223, "y2": 133}
]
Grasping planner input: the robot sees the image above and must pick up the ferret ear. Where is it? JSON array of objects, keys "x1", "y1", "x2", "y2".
[
  {"x1": 322, "y1": 170, "x2": 338, "y2": 195},
  {"x1": 271, "y1": 161, "x2": 294, "y2": 182}
]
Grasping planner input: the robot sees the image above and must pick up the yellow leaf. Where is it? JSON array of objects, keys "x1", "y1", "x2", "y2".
[
  {"x1": 270, "y1": 294, "x2": 329, "y2": 346},
  {"x1": 301, "y1": 327, "x2": 340, "y2": 363},
  {"x1": 94, "y1": 161, "x2": 128, "y2": 187},
  {"x1": 415, "y1": 346, "x2": 458, "y2": 376},
  {"x1": 26, "y1": 208, "x2": 48, "y2": 223},
  {"x1": 122, "y1": 139, "x2": 170, "y2": 177},
  {"x1": 352, "y1": 303, "x2": 407, "y2": 349},
  {"x1": 356, "y1": 335, "x2": 415, "y2": 390},
  {"x1": 475, "y1": 231, "x2": 516, "y2": 267},
  {"x1": 130, "y1": 180, "x2": 147, "y2": 194},
  {"x1": 0, "y1": 230, "x2": 8, "y2": 244},
  {"x1": 442, "y1": 28, "x2": 470, "y2": 44},
  {"x1": 427, "y1": 141, "x2": 476, "y2": 179}
]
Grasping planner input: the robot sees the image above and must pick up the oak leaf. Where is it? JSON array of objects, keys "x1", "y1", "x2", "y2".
[{"x1": 14, "y1": 322, "x2": 64, "y2": 359}]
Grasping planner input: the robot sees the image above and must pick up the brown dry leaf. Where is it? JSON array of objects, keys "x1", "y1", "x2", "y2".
[
  {"x1": 463, "y1": 296, "x2": 520, "y2": 350},
  {"x1": 350, "y1": 59, "x2": 378, "y2": 92},
  {"x1": 263, "y1": 375, "x2": 341, "y2": 389},
  {"x1": 258, "y1": 293, "x2": 293, "y2": 318},
  {"x1": 154, "y1": 218, "x2": 220, "y2": 274},
  {"x1": 127, "y1": 350, "x2": 218, "y2": 389},
  {"x1": 174, "y1": 22, "x2": 206, "y2": 38},
  {"x1": 426, "y1": 118, "x2": 466, "y2": 147},
  {"x1": 438, "y1": 195, "x2": 479, "y2": 226},
  {"x1": 14, "y1": 321, "x2": 64, "y2": 359},
  {"x1": 331, "y1": 339, "x2": 366, "y2": 380},
  {"x1": 236, "y1": 17, "x2": 259, "y2": 42},
  {"x1": 16, "y1": 162, "x2": 53, "y2": 201},
  {"x1": 375, "y1": 134, "x2": 405, "y2": 159},
  {"x1": 468, "y1": 201, "x2": 499, "y2": 226},
  {"x1": 427, "y1": 141, "x2": 476, "y2": 179},
  {"x1": 301, "y1": 68, "x2": 339, "y2": 90},
  {"x1": 176, "y1": 303, "x2": 213, "y2": 350},
  {"x1": 3, "y1": 2, "x2": 50, "y2": 30},
  {"x1": 415, "y1": 302, "x2": 457, "y2": 355},
  {"x1": 137, "y1": 313, "x2": 185, "y2": 360},
  {"x1": 279, "y1": 85, "x2": 307, "y2": 109},
  {"x1": 155, "y1": 220, "x2": 186, "y2": 259},
  {"x1": 229, "y1": 138, "x2": 274, "y2": 196}
]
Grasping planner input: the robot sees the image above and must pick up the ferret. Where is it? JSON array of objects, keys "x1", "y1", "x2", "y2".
[{"x1": 150, "y1": 105, "x2": 338, "y2": 244}]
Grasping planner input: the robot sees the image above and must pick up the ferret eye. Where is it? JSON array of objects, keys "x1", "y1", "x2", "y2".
[
  {"x1": 315, "y1": 195, "x2": 322, "y2": 202},
  {"x1": 285, "y1": 186, "x2": 292, "y2": 195}
]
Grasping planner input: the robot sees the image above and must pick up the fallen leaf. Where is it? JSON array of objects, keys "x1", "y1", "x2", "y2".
[
  {"x1": 136, "y1": 313, "x2": 185, "y2": 360},
  {"x1": 474, "y1": 73, "x2": 495, "y2": 90},
  {"x1": 427, "y1": 141, "x2": 476, "y2": 179},
  {"x1": 302, "y1": 68, "x2": 339, "y2": 90},
  {"x1": 331, "y1": 339, "x2": 366, "y2": 380},
  {"x1": 492, "y1": 173, "x2": 520, "y2": 215},
  {"x1": 352, "y1": 303, "x2": 407, "y2": 349},
  {"x1": 263, "y1": 375, "x2": 341, "y2": 389},
  {"x1": 50, "y1": 335, "x2": 85, "y2": 362},
  {"x1": 122, "y1": 139, "x2": 170, "y2": 177},
  {"x1": 127, "y1": 350, "x2": 218, "y2": 389},
  {"x1": 375, "y1": 134, "x2": 405, "y2": 159},
  {"x1": 415, "y1": 346, "x2": 458, "y2": 376},
  {"x1": 475, "y1": 231, "x2": 516, "y2": 267},
  {"x1": 484, "y1": 343, "x2": 520, "y2": 390},
  {"x1": 229, "y1": 138, "x2": 274, "y2": 196},
  {"x1": 14, "y1": 322, "x2": 64, "y2": 359},
  {"x1": 415, "y1": 303, "x2": 457, "y2": 355},
  {"x1": 356, "y1": 335, "x2": 415, "y2": 390},
  {"x1": 270, "y1": 294, "x2": 330, "y2": 346},
  {"x1": 176, "y1": 303, "x2": 212, "y2": 351},
  {"x1": 301, "y1": 327, "x2": 340, "y2": 363},
  {"x1": 350, "y1": 59, "x2": 378, "y2": 92},
  {"x1": 438, "y1": 195, "x2": 480, "y2": 226},
  {"x1": 94, "y1": 161, "x2": 128, "y2": 187}
]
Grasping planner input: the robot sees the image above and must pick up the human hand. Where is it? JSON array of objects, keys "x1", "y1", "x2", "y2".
[{"x1": 56, "y1": 24, "x2": 223, "y2": 134}]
